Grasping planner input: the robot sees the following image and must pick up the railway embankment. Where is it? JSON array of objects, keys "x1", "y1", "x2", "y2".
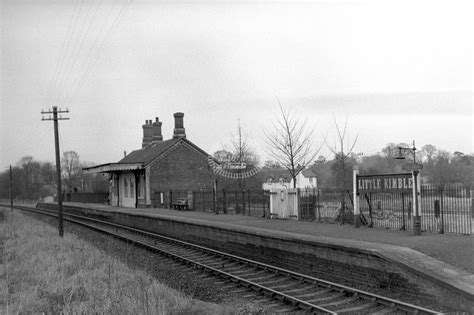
[
  {"x1": 0, "y1": 207, "x2": 236, "y2": 314},
  {"x1": 37, "y1": 202, "x2": 474, "y2": 311}
]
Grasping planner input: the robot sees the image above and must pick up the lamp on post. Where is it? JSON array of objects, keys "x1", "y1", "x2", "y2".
[{"x1": 395, "y1": 141, "x2": 422, "y2": 236}]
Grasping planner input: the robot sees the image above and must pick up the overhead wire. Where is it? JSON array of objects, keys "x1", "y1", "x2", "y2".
[
  {"x1": 64, "y1": 0, "x2": 133, "y2": 107},
  {"x1": 48, "y1": 0, "x2": 85, "y2": 107},
  {"x1": 60, "y1": 0, "x2": 121, "y2": 106},
  {"x1": 52, "y1": 0, "x2": 90, "y2": 107},
  {"x1": 45, "y1": 0, "x2": 81, "y2": 108},
  {"x1": 55, "y1": 0, "x2": 100, "y2": 106},
  {"x1": 41, "y1": 0, "x2": 133, "y2": 164}
]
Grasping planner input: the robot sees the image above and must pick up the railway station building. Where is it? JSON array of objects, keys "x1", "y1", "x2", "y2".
[{"x1": 83, "y1": 113, "x2": 215, "y2": 208}]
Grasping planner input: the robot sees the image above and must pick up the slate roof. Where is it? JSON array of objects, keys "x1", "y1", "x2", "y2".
[
  {"x1": 119, "y1": 138, "x2": 180, "y2": 164},
  {"x1": 118, "y1": 137, "x2": 210, "y2": 165},
  {"x1": 83, "y1": 137, "x2": 212, "y2": 174}
]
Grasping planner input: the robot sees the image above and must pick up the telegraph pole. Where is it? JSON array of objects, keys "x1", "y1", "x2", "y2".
[
  {"x1": 9, "y1": 165, "x2": 13, "y2": 212},
  {"x1": 42, "y1": 106, "x2": 69, "y2": 237}
]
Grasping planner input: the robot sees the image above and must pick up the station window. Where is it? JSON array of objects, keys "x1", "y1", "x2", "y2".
[{"x1": 130, "y1": 178, "x2": 135, "y2": 198}]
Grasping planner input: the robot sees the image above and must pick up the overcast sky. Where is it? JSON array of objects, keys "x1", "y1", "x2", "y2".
[{"x1": 1, "y1": 0, "x2": 472, "y2": 168}]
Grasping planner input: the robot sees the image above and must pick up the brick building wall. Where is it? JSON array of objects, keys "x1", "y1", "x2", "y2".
[{"x1": 148, "y1": 141, "x2": 215, "y2": 203}]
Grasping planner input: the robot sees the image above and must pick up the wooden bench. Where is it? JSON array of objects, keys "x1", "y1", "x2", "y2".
[{"x1": 172, "y1": 198, "x2": 188, "y2": 210}]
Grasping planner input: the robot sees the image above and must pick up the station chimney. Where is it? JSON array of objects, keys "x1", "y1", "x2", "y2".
[
  {"x1": 173, "y1": 112, "x2": 186, "y2": 139},
  {"x1": 142, "y1": 120, "x2": 153, "y2": 148},
  {"x1": 151, "y1": 117, "x2": 163, "y2": 144}
]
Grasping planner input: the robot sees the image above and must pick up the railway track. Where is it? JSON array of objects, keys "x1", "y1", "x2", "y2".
[{"x1": 5, "y1": 204, "x2": 440, "y2": 314}]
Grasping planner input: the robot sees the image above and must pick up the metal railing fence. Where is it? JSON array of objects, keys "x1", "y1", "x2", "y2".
[
  {"x1": 419, "y1": 185, "x2": 472, "y2": 234},
  {"x1": 150, "y1": 184, "x2": 473, "y2": 235},
  {"x1": 359, "y1": 191, "x2": 411, "y2": 230},
  {"x1": 359, "y1": 184, "x2": 473, "y2": 234},
  {"x1": 154, "y1": 189, "x2": 270, "y2": 218}
]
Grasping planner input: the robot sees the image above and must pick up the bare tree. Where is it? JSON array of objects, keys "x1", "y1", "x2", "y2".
[
  {"x1": 224, "y1": 119, "x2": 259, "y2": 189},
  {"x1": 230, "y1": 120, "x2": 259, "y2": 166},
  {"x1": 62, "y1": 150, "x2": 81, "y2": 190},
  {"x1": 324, "y1": 114, "x2": 358, "y2": 222},
  {"x1": 17, "y1": 156, "x2": 41, "y2": 198},
  {"x1": 264, "y1": 101, "x2": 320, "y2": 188}
]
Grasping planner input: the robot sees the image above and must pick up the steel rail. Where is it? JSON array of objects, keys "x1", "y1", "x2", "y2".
[
  {"x1": 8, "y1": 205, "x2": 333, "y2": 313},
  {"x1": 4, "y1": 204, "x2": 440, "y2": 314}
]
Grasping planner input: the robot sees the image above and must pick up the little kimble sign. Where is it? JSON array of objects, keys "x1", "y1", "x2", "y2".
[
  {"x1": 353, "y1": 170, "x2": 422, "y2": 235},
  {"x1": 357, "y1": 173, "x2": 413, "y2": 193}
]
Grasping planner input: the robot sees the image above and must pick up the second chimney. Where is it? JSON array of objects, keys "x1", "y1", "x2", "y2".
[
  {"x1": 173, "y1": 112, "x2": 186, "y2": 139},
  {"x1": 142, "y1": 120, "x2": 153, "y2": 148},
  {"x1": 151, "y1": 117, "x2": 163, "y2": 144}
]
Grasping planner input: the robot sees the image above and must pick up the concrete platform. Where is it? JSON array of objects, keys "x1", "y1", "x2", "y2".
[{"x1": 39, "y1": 202, "x2": 474, "y2": 310}]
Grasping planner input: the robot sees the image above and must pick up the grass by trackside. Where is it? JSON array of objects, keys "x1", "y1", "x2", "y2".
[{"x1": 0, "y1": 209, "x2": 232, "y2": 314}]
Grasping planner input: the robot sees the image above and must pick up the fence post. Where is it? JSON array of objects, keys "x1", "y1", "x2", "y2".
[
  {"x1": 169, "y1": 190, "x2": 173, "y2": 209},
  {"x1": 242, "y1": 190, "x2": 246, "y2": 216},
  {"x1": 201, "y1": 190, "x2": 206, "y2": 212},
  {"x1": 247, "y1": 190, "x2": 251, "y2": 216},
  {"x1": 297, "y1": 188, "x2": 301, "y2": 219},
  {"x1": 222, "y1": 189, "x2": 227, "y2": 214},
  {"x1": 235, "y1": 191, "x2": 238, "y2": 214},
  {"x1": 213, "y1": 185, "x2": 218, "y2": 215},
  {"x1": 262, "y1": 190, "x2": 266, "y2": 218},
  {"x1": 353, "y1": 166, "x2": 360, "y2": 227},
  {"x1": 401, "y1": 193, "x2": 406, "y2": 230},
  {"x1": 317, "y1": 189, "x2": 321, "y2": 222},
  {"x1": 438, "y1": 186, "x2": 444, "y2": 234}
]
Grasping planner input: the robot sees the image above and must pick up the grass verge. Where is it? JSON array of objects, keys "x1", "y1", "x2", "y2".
[{"x1": 0, "y1": 209, "x2": 234, "y2": 314}]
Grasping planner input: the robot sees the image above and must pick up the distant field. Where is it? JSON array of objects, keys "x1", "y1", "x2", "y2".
[{"x1": 0, "y1": 208, "x2": 232, "y2": 314}]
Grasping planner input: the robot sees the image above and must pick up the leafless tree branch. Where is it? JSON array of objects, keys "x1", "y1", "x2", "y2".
[{"x1": 264, "y1": 100, "x2": 321, "y2": 188}]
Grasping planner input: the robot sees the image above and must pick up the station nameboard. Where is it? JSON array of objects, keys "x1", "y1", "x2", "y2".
[{"x1": 357, "y1": 173, "x2": 413, "y2": 193}]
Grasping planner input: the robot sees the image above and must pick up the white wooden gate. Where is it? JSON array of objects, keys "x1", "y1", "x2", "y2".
[{"x1": 269, "y1": 188, "x2": 299, "y2": 219}]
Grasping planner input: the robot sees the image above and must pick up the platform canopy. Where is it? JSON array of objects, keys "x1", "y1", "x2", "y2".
[{"x1": 82, "y1": 162, "x2": 144, "y2": 174}]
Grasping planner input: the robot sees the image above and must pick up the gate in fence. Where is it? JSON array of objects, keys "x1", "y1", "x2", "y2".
[{"x1": 269, "y1": 188, "x2": 298, "y2": 219}]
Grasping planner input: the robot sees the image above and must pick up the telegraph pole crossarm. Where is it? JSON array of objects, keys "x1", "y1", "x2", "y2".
[{"x1": 41, "y1": 106, "x2": 69, "y2": 237}]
